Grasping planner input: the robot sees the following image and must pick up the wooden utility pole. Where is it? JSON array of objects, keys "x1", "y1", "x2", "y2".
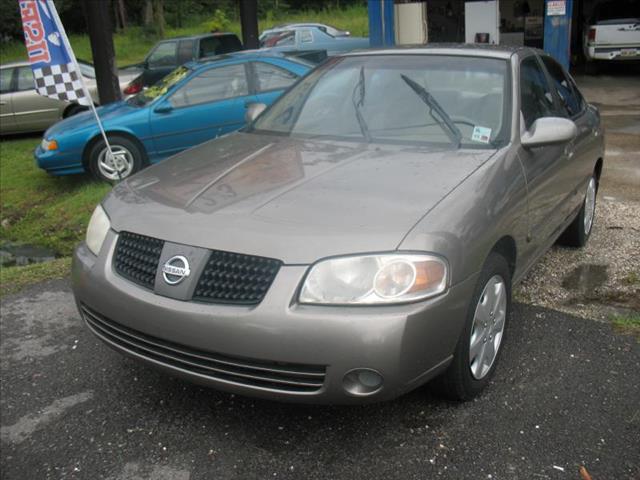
[
  {"x1": 239, "y1": 0, "x2": 259, "y2": 49},
  {"x1": 85, "y1": 0, "x2": 121, "y2": 104}
]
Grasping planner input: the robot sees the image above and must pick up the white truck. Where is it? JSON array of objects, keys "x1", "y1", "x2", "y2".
[{"x1": 583, "y1": 0, "x2": 640, "y2": 71}]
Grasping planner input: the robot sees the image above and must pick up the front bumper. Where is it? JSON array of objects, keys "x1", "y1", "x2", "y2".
[
  {"x1": 34, "y1": 144, "x2": 85, "y2": 176},
  {"x1": 72, "y1": 230, "x2": 477, "y2": 404}
]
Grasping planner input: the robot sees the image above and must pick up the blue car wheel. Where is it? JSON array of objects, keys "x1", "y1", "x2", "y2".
[{"x1": 88, "y1": 135, "x2": 145, "y2": 182}]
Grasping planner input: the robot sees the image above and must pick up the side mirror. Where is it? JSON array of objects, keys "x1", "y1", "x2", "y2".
[
  {"x1": 154, "y1": 103, "x2": 173, "y2": 114},
  {"x1": 521, "y1": 117, "x2": 577, "y2": 148},
  {"x1": 245, "y1": 102, "x2": 267, "y2": 123}
]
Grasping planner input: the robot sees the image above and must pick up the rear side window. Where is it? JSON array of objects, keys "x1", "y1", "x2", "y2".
[
  {"x1": 540, "y1": 56, "x2": 582, "y2": 117},
  {"x1": 177, "y1": 40, "x2": 195, "y2": 64},
  {"x1": 299, "y1": 30, "x2": 313, "y2": 43},
  {"x1": 16, "y1": 67, "x2": 35, "y2": 91},
  {"x1": 254, "y1": 62, "x2": 298, "y2": 92},
  {"x1": 170, "y1": 64, "x2": 248, "y2": 108},
  {"x1": 148, "y1": 42, "x2": 177, "y2": 69},
  {"x1": 199, "y1": 36, "x2": 242, "y2": 58},
  {"x1": 0, "y1": 68, "x2": 13, "y2": 93},
  {"x1": 520, "y1": 56, "x2": 558, "y2": 129}
]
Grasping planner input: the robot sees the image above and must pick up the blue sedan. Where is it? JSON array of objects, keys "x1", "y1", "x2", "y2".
[{"x1": 35, "y1": 53, "x2": 311, "y2": 181}]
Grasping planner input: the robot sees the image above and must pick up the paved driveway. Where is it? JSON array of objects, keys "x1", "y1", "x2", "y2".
[{"x1": 1, "y1": 280, "x2": 638, "y2": 480}]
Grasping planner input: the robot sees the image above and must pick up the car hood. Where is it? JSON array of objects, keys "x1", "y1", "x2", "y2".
[
  {"x1": 45, "y1": 101, "x2": 139, "y2": 137},
  {"x1": 104, "y1": 133, "x2": 494, "y2": 264}
]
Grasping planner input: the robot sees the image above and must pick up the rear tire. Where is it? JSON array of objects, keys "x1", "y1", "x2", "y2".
[
  {"x1": 437, "y1": 253, "x2": 512, "y2": 401},
  {"x1": 559, "y1": 175, "x2": 597, "y2": 248},
  {"x1": 88, "y1": 135, "x2": 145, "y2": 183},
  {"x1": 63, "y1": 103, "x2": 88, "y2": 118}
]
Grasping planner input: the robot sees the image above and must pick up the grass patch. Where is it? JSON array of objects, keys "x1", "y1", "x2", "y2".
[
  {"x1": 0, "y1": 137, "x2": 110, "y2": 256},
  {"x1": 0, "y1": 5, "x2": 368, "y2": 67},
  {"x1": 611, "y1": 313, "x2": 640, "y2": 340},
  {"x1": 0, "y1": 257, "x2": 71, "y2": 297}
]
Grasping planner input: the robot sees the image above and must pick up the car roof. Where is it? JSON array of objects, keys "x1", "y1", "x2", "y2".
[
  {"x1": 191, "y1": 50, "x2": 310, "y2": 68},
  {"x1": 157, "y1": 32, "x2": 237, "y2": 43},
  {"x1": 342, "y1": 43, "x2": 532, "y2": 60}
]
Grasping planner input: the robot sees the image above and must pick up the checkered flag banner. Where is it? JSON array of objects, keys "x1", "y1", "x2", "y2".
[{"x1": 19, "y1": 1, "x2": 91, "y2": 106}]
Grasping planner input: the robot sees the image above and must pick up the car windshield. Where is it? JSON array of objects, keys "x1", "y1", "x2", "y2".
[
  {"x1": 252, "y1": 55, "x2": 510, "y2": 148},
  {"x1": 128, "y1": 66, "x2": 190, "y2": 106}
]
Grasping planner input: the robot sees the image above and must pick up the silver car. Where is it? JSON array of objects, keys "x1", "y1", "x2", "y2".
[
  {"x1": 73, "y1": 46, "x2": 604, "y2": 404},
  {"x1": 0, "y1": 60, "x2": 139, "y2": 135}
]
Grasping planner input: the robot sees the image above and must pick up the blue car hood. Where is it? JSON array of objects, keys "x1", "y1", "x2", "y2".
[{"x1": 45, "y1": 100, "x2": 140, "y2": 137}]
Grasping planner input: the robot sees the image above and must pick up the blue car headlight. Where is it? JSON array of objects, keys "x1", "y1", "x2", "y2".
[{"x1": 40, "y1": 138, "x2": 58, "y2": 151}]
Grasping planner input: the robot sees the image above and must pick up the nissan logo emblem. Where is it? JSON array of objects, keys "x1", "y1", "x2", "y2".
[{"x1": 162, "y1": 255, "x2": 191, "y2": 285}]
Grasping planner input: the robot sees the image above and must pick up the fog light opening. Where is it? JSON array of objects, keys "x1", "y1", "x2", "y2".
[{"x1": 343, "y1": 368, "x2": 384, "y2": 396}]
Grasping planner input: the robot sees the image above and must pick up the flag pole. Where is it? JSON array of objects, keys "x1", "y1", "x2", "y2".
[{"x1": 45, "y1": 0, "x2": 120, "y2": 179}]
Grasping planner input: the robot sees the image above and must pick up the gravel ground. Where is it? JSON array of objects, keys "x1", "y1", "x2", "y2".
[{"x1": 516, "y1": 197, "x2": 640, "y2": 320}]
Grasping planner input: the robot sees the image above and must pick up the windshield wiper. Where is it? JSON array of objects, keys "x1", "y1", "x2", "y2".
[
  {"x1": 351, "y1": 66, "x2": 372, "y2": 142},
  {"x1": 400, "y1": 74, "x2": 462, "y2": 148}
]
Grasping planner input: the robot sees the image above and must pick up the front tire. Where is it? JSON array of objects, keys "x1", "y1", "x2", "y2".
[
  {"x1": 559, "y1": 175, "x2": 597, "y2": 247},
  {"x1": 88, "y1": 135, "x2": 144, "y2": 182},
  {"x1": 438, "y1": 253, "x2": 512, "y2": 401}
]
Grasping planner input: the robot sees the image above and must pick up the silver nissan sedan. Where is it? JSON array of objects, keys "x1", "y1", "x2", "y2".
[{"x1": 72, "y1": 46, "x2": 604, "y2": 404}]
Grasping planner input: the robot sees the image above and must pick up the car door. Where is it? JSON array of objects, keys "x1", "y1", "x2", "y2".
[
  {"x1": 0, "y1": 67, "x2": 16, "y2": 133},
  {"x1": 12, "y1": 66, "x2": 64, "y2": 132},
  {"x1": 145, "y1": 41, "x2": 178, "y2": 85},
  {"x1": 539, "y1": 55, "x2": 600, "y2": 213},
  {"x1": 149, "y1": 63, "x2": 254, "y2": 157},
  {"x1": 251, "y1": 61, "x2": 300, "y2": 107},
  {"x1": 517, "y1": 54, "x2": 570, "y2": 253}
]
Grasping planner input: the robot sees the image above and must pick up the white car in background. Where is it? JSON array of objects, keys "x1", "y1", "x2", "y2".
[{"x1": 583, "y1": 0, "x2": 640, "y2": 69}]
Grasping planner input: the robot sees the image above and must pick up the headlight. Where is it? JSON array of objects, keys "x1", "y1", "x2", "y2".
[
  {"x1": 86, "y1": 205, "x2": 110, "y2": 256},
  {"x1": 299, "y1": 253, "x2": 448, "y2": 305},
  {"x1": 40, "y1": 138, "x2": 58, "y2": 151}
]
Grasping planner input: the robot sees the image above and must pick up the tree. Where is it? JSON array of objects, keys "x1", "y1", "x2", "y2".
[{"x1": 153, "y1": 0, "x2": 165, "y2": 37}]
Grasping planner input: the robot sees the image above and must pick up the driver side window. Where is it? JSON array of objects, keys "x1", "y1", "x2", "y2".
[
  {"x1": 170, "y1": 64, "x2": 248, "y2": 108},
  {"x1": 520, "y1": 56, "x2": 558, "y2": 129}
]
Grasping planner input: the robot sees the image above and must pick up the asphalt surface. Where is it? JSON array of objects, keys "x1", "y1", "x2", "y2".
[{"x1": 1, "y1": 279, "x2": 638, "y2": 480}]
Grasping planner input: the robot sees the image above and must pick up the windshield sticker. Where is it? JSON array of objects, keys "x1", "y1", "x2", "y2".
[{"x1": 471, "y1": 126, "x2": 492, "y2": 144}]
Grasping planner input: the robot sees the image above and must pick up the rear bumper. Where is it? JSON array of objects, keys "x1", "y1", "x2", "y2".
[
  {"x1": 586, "y1": 45, "x2": 640, "y2": 61},
  {"x1": 72, "y1": 230, "x2": 477, "y2": 404}
]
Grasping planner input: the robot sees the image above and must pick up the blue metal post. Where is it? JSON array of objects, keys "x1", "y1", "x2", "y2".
[
  {"x1": 368, "y1": 0, "x2": 395, "y2": 48},
  {"x1": 543, "y1": 0, "x2": 573, "y2": 70}
]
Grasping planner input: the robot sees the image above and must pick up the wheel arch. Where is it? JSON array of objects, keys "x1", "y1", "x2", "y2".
[
  {"x1": 594, "y1": 157, "x2": 603, "y2": 182},
  {"x1": 82, "y1": 130, "x2": 148, "y2": 170},
  {"x1": 488, "y1": 235, "x2": 517, "y2": 280}
]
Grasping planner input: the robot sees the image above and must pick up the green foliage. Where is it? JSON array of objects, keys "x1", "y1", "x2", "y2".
[
  {"x1": 1, "y1": 3, "x2": 367, "y2": 66},
  {"x1": 611, "y1": 313, "x2": 640, "y2": 340},
  {"x1": 0, "y1": 138, "x2": 111, "y2": 257},
  {"x1": 0, "y1": 257, "x2": 71, "y2": 297}
]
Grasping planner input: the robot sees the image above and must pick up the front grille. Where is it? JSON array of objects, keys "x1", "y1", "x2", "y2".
[
  {"x1": 81, "y1": 305, "x2": 326, "y2": 393},
  {"x1": 113, "y1": 232, "x2": 164, "y2": 289},
  {"x1": 193, "y1": 250, "x2": 282, "y2": 305}
]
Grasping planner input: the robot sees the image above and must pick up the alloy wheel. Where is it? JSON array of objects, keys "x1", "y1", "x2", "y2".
[
  {"x1": 584, "y1": 177, "x2": 596, "y2": 236},
  {"x1": 469, "y1": 275, "x2": 507, "y2": 380},
  {"x1": 97, "y1": 145, "x2": 135, "y2": 181}
]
